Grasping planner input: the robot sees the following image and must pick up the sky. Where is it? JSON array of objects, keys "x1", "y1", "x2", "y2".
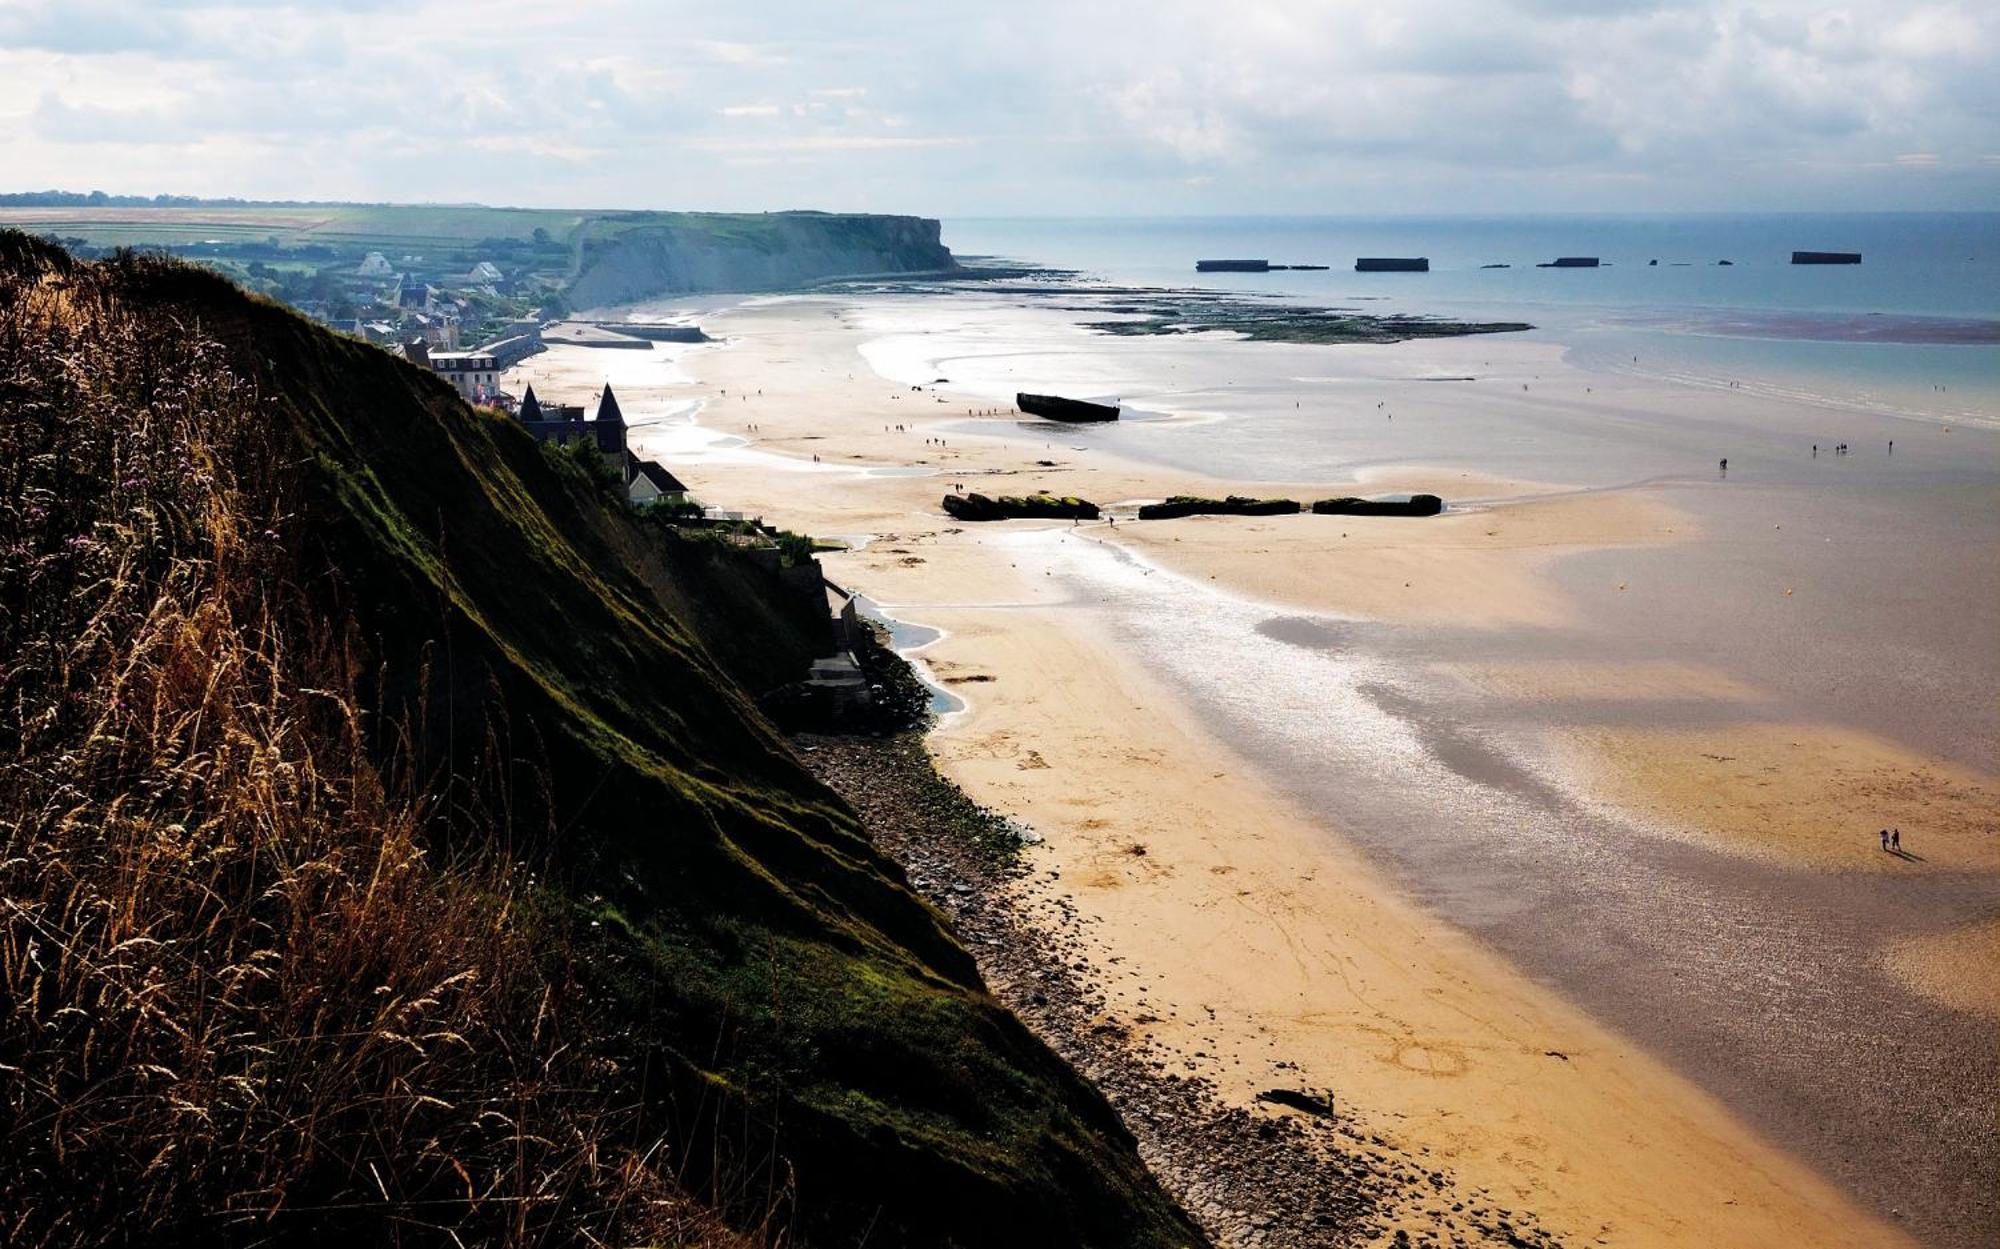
[{"x1": 0, "y1": 0, "x2": 1994, "y2": 216}]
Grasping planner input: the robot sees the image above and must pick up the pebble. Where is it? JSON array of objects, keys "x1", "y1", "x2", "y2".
[{"x1": 799, "y1": 731, "x2": 1567, "y2": 1249}]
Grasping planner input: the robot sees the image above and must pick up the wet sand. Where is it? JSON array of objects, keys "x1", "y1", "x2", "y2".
[
  {"x1": 1039, "y1": 533, "x2": 1997, "y2": 1244},
  {"x1": 1557, "y1": 722, "x2": 1999, "y2": 871},
  {"x1": 1888, "y1": 918, "x2": 2000, "y2": 1019},
  {"x1": 862, "y1": 551, "x2": 1899, "y2": 1248},
  {"x1": 514, "y1": 290, "x2": 1995, "y2": 1246}
]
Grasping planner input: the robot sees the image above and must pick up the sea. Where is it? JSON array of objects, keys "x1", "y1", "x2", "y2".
[
  {"x1": 837, "y1": 213, "x2": 2000, "y2": 772},
  {"x1": 941, "y1": 213, "x2": 2000, "y2": 424}
]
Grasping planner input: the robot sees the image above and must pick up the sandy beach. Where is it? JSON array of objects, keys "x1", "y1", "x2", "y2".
[{"x1": 508, "y1": 290, "x2": 1996, "y2": 1247}]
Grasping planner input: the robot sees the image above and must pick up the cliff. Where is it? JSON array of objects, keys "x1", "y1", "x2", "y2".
[
  {"x1": 0, "y1": 234, "x2": 1196, "y2": 1248},
  {"x1": 567, "y1": 210, "x2": 957, "y2": 307}
]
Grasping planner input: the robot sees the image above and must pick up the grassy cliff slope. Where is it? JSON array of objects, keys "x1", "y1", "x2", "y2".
[{"x1": 0, "y1": 234, "x2": 1196, "y2": 1248}]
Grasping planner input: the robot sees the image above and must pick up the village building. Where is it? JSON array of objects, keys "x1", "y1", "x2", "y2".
[
  {"x1": 399, "y1": 309, "x2": 461, "y2": 350},
  {"x1": 624, "y1": 453, "x2": 689, "y2": 505},
  {"x1": 528, "y1": 395, "x2": 586, "y2": 424},
  {"x1": 463, "y1": 260, "x2": 504, "y2": 284},
  {"x1": 428, "y1": 350, "x2": 501, "y2": 402},
  {"x1": 517, "y1": 382, "x2": 625, "y2": 452},
  {"x1": 511, "y1": 384, "x2": 692, "y2": 508},
  {"x1": 357, "y1": 251, "x2": 394, "y2": 277}
]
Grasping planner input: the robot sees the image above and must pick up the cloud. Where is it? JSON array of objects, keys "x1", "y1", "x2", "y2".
[
  {"x1": 0, "y1": 2, "x2": 188, "y2": 55},
  {"x1": 0, "y1": 0, "x2": 1992, "y2": 212},
  {"x1": 695, "y1": 135, "x2": 972, "y2": 152},
  {"x1": 695, "y1": 40, "x2": 789, "y2": 66}
]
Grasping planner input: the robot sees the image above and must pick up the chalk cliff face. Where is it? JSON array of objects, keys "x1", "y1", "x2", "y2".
[{"x1": 568, "y1": 211, "x2": 955, "y2": 307}]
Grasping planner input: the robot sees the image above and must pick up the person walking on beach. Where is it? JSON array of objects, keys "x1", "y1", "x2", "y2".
[
  {"x1": 1881, "y1": 828, "x2": 1891, "y2": 851},
  {"x1": 1892, "y1": 828, "x2": 1901, "y2": 852},
  {"x1": 1719, "y1": 457, "x2": 1728, "y2": 473}
]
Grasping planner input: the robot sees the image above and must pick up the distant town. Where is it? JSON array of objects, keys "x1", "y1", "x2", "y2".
[
  {"x1": 25, "y1": 198, "x2": 583, "y2": 418},
  {"x1": 3, "y1": 194, "x2": 952, "y2": 478},
  {"x1": 17, "y1": 208, "x2": 571, "y2": 352}
]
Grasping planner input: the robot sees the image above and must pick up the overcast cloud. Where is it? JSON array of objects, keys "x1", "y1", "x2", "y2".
[{"x1": 0, "y1": 0, "x2": 1992, "y2": 213}]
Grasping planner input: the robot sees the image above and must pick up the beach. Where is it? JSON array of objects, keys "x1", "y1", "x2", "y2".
[{"x1": 507, "y1": 285, "x2": 1997, "y2": 1247}]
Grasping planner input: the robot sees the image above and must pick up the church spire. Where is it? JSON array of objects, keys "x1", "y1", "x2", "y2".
[
  {"x1": 592, "y1": 382, "x2": 629, "y2": 454},
  {"x1": 518, "y1": 383, "x2": 542, "y2": 422},
  {"x1": 595, "y1": 383, "x2": 625, "y2": 426}
]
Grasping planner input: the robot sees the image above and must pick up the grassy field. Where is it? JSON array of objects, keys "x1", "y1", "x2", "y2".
[
  {"x1": 0, "y1": 202, "x2": 918, "y2": 253},
  {"x1": 0, "y1": 202, "x2": 592, "y2": 248}
]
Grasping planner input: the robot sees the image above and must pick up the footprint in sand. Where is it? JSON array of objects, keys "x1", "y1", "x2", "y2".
[{"x1": 1392, "y1": 1041, "x2": 1470, "y2": 1077}]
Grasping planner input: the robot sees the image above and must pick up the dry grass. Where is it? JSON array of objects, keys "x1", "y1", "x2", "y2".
[{"x1": 0, "y1": 247, "x2": 746, "y2": 1246}]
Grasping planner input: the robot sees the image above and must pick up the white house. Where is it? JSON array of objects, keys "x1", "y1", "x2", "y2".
[
  {"x1": 427, "y1": 351, "x2": 501, "y2": 402},
  {"x1": 624, "y1": 454, "x2": 690, "y2": 506},
  {"x1": 357, "y1": 251, "x2": 394, "y2": 277}
]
